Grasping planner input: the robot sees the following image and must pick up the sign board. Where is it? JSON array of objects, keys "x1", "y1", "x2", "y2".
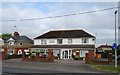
[{"x1": 112, "y1": 43, "x2": 117, "y2": 49}]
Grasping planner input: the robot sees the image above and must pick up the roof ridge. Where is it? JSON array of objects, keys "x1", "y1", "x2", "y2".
[{"x1": 50, "y1": 29, "x2": 83, "y2": 32}]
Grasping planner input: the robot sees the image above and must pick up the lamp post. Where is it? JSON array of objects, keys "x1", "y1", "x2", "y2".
[{"x1": 114, "y1": 10, "x2": 117, "y2": 68}]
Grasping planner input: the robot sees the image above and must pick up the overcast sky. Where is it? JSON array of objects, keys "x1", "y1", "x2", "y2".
[{"x1": 1, "y1": 2, "x2": 119, "y2": 47}]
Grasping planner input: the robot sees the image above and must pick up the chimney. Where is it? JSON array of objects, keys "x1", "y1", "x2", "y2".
[{"x1": 14, "y1": 32, "x2": 20, "y2": 37}]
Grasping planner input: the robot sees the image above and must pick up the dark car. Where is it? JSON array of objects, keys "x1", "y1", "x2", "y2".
[{"x1": 117, "y1": 55, "x2": 120, "y2": 62}]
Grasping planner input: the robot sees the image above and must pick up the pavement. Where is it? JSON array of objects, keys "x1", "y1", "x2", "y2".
[{"x1": 1, "y1": 58, "x2": 117, "y2": 74}]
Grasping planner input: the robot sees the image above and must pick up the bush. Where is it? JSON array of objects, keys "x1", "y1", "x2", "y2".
[
  {"x1": 7, "y1": 54, "x2": 22, "y2": 59},
  {"x1": 73, "y1": 55, "x2": 80, "y2": 60}
]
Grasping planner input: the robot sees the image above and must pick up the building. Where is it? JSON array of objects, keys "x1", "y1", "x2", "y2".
[
  {"x1": 2, "y1": 32, "x2": 33, "y2": 55},
  {"x1": 30, "y1": 29, "x2": 96, "y2": 60},
  {"x1": 97, "y1": 45, "x2": 112, "y2": 53}
]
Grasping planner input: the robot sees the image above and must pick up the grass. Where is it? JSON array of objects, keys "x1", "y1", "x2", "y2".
[
  {"x1": 92, "y1": 65, "x2": 120, "y2": 73},
  {"x1": 87, "y1": 62, "x2": 113, "y2": 65}
]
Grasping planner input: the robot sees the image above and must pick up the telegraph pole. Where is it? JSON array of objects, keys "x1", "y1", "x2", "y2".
[{"x1": 114, "y1": 10, "x2": 117, "y2": 68}]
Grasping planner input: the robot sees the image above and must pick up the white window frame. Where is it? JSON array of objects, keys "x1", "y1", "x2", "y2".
[
  {"x1": 39, "y1": 49, "x2": 48, "y2": 57},
  {"x1": 57, "y1": 39, "x2": 63, "y2": 44},
  {"x1": 68, "y1": 38, "x2": 72, "y2": 44},
  {"x1": 49, "y1": 39, "x2": 54, "y2": 43},
  {"x1": 18, "y1": 49, "x2": 22, "y2": 55},
  {"x1": 9, "y1": 48, "x2": 14, "y2": 55},
  {"x1": 80, "y1": 50, "x2": 88, "y2": 57},
  {"x1": 8, "y1": 40, "x2": 15, "y2": 45},
  {"x1": 82, "y1": 38, "x2": 89, "y2": 43},
  {"x1": 19, "y1": 42, "x2": 23, "y2": 46},
  {"x1": 41, "y1": 39, "x2": 47, "y2": 45}
]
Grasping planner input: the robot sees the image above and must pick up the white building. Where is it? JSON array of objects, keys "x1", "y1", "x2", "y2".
[{"x1": 31, "y1": 30, "x2": 96, "y2": 60}]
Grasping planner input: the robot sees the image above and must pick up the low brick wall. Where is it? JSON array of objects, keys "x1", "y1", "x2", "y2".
[
  {"x1": 0, "y1": 52, "x2": 7, "y2": 60},
  {"x1": 22, "y1": 52, "x2": 54, "y2": 62},
  {"x1": 23, "y1": 57, "x2": 54, "y2": 62},
  {"x1": 85, "y1": 53, "x2": 114, "y2": 64},
  {"x1": 91, "y1": 59, "x2": 109, "y2": 64}
]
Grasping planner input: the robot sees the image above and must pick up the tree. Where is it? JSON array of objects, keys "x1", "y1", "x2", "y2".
[{"x1": 0, "y1": 33, "x2": 12, "y2": 39}]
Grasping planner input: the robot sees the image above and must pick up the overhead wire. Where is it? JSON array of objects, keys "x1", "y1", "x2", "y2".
[{"x1": 2, "y1": 6, "x2": 119, "y2": 22}]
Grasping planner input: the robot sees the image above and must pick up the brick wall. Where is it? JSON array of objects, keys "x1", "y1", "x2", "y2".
[
  {"x1": 85, "y1": 50, "x2": 94, "y2": 64},
  {"x1": 0, "y1": 52, "x2": 7, "y2": 60},
  {"x1": 22, "y1": 51, "x2": 54, "y2": 62}
]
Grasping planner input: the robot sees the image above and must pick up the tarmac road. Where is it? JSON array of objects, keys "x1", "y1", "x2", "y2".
[{"x1": 1, "y1": 59, "x2": 118, "y2": 74}]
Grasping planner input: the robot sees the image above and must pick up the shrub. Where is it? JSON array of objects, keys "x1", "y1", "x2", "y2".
[
  {"x1": 73, "y1": 55, "x2": 80, "y2": 60},
  {"x1": 7, "y1": 54, "x2": 22, "y2": 59}
]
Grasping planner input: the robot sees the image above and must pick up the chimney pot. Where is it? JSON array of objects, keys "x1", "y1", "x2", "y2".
[{"x1": 14, "y1": 32, "x2": 19, "y2": 37}]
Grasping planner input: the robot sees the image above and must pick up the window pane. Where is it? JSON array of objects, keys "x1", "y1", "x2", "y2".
[{"x1": 57, "y1": 39, "x2": 62, "y2": 44}]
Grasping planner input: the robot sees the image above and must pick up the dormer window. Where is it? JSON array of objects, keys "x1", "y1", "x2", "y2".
[
  {"x1": 9, "y1": 40, "x2": 14, "y2": 45},
  {"x1": 82, "y1": 38, "x2": 89, "y2": 43},
  {"x1": 8, "y1": 38, "x2": 15, "y2": 45}
]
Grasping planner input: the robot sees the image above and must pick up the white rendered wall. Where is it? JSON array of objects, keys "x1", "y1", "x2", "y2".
[{"x1": 34, "y1": 38, "x2": 95, "y2": 45}]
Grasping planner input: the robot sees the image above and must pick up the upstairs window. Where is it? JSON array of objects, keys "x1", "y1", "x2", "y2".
[
  {"x1": 68, "y1": 39, "x2": 72, "y2": 44},
  {"x1": 92, "y1": 39, "x2": 95, "y2": 41},
  {"x1": 57, "y1": 39, "x2": 62, "y2": 44},
  {"x1": 41, "y1": 39, "x2": 47, "y2": 45},
  {"x1": 19, "y1": 42, "x2": 22, "y2": 46},
  {"x1": 9, "y1": 40, "x2": 15, "y2": 45},
  {"x1": 49, "y1": 39, "x2": 54, "y2": 43},
  {"x1": 82, "y1": 38, "x2": 89, "y2": 43}
]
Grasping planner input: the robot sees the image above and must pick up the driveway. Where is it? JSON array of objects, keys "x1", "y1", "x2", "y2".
[{"x1": 2, "y1": 58, "x2": 112, "y2": 73}]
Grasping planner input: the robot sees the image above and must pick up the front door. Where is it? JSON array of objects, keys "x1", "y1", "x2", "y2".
[
  {"x1": 62, "y1": 50, "x2": 72, "y2": 59},
  {"x1": 65, "y1": 51, "x2": 68, "y2": 59}
]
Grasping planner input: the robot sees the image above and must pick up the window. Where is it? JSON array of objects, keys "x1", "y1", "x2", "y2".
[
  {"x1": 40, "y1": 49, "x2": 48, "y2": 57},
  {"x1": 41, "y1": 39, "x2": 47, "y2": 45},
  {"x1": 68, "y1": 39, "x2": 72, "y2": 44},
  {"x1": 9, "y1": 40, "x2": 14, "y2": 45},
  {"x1": 57, "y1": 39, "x2": 62, "y2": 44},
  {"x1": 9, "y1": 48, "x2": 14, "y2": 55},
  {"x1": 49, "y1": 39, "x2": 54, "y2": 43},
  {"x1": 92, "y1": 39, "x2": 95, "y2": 41},
  {"x1": 18, "y1": 49, "x2": 22, "y2": 55},
  {"x1": 80, "y1": 50, "x2": 88, "y2": 57},
  {"x1": 19, "y1": 42, "x2": 22, "y2": 46},
  {"x1": 82, "y1": 38, "x2": 89, "y2": 43},
  {"x1": 53, "y1": 50, "x2": 59, "y2": 56}
]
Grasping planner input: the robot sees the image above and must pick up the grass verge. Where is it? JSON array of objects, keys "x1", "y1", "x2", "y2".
[{"x1": 91, "y1": 65, "x2": 120, "y2": 73}]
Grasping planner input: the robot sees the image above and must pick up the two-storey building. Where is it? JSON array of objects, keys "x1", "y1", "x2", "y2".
[
  {"x1": 30, "y1": 30, "x2": 96, "y2": 60},
  {"x1": 96, "y1": 45, "x2": 112, "y2": 53},
  {"x1": 3, "y1": 32, "x2": 33, "y2": 55}
]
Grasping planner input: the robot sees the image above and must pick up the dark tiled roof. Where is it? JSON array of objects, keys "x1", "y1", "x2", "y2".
[
  {"x1": 30, "y1": 45, "x2": 95, "y2": 50},
  {"x1": 3, "y1": 36, "x2": 33, "y2": 43},
  {"x1": 34, "y1": 30, "x2": 95, "y2": 39},
  {"x1": 97, "y1": 45, "x2": 112, "y2": 48}
]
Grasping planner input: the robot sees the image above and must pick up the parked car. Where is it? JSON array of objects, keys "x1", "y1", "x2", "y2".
[{"x1": 117, "y1": 55, "x2": 120, "y2": 62}]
